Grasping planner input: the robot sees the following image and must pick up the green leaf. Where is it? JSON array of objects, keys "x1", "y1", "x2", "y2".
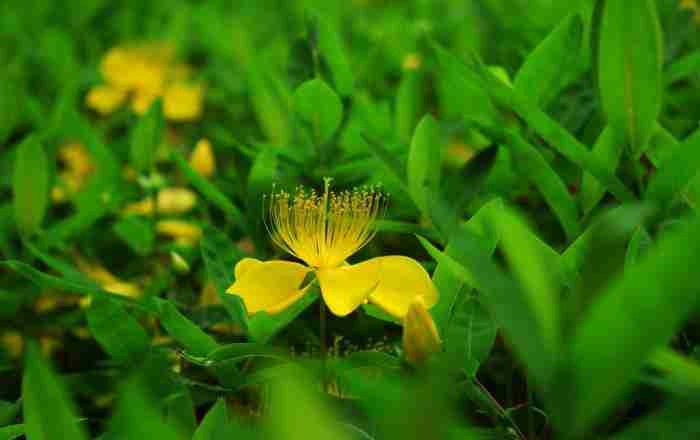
[
  {"x1": 0, "y1": 76, "x2": 20, "y2": 145},
  {"x1": 313, "y1": 14, "x2": 353, "y2": 96},
  {"x1": 598, "y1": 0, "x2": 663, "y2": 155},
  {"x1": 13, "y1": 135, "x2": 49, "y2": 237},
  {"x1": 172, "y1": 153, "x2": 245, "y2": 228},
  {"x1": 395, "y1": 69, "x2": 424, "y2": 142},
  {"x1": 0, "y1": 260, "x2": 156, "y2": 312},
  {"x1": 193, "y1": 399, "x2": 227, "y2": 440},
  {"x1": 112, "y1": 216, "x2": 155, "y2": 256},
  {"x1": 0, "y1": 424, "x2": 24, "y2": 440},
  {"x1": 514, "y1": 13, "x2": 584, "y2": 108},
  {"x1": 407, "y1": 114, "x2": 442, "y2": 214},
  {"x1": 647, "y1": 348, "x2": 700, "y2": 395},
  {"x1": 645, "y1": 127, "x2": 700, "y2": 207},
  {"x1": 163, "y1": 384, "x2": 196, "y2": 438},
  {"x1": 566, "y1": 215, "x2": 700, "y2": 434},
  {"x1": 505, "y1": 130, "x2": 579, "y2": 240},
  {"x1": 580, "y1": 126, "x2": 624, "y2": 216},
  {"x1": 431, "y1": 197, "x2": 503, "y2": 334},
  {"x1": 445, "y1": 293, "x2": 497, "y2": 377},
  {"x1": 130, "y1": 99, "x2": 163, "y2": 173},
  {"x1": 607, "y1": 398, "x2": 700, "y2": 440},
  {"x1": 0, "y1": 400, "x2": 19, "y2": 428},
  {"x1": 442, "y1": 42, "x2": 635, "y2": 204},
  {"x1": 199, "y1": 227, "x2": 248, "y2": 333},
  {"x1": 418, "y1": 226, "x2": 556, "y2": 387},
  {"x1": 293, "y1": 78, "x2": 343, "y2": 145},
  {"x1": 624, "y1": 226, "x2": 652, "y2": 271},
  {"x1": 664, "y1": 49, "x2": 700, "y2": 85},
  {"x1": 23, "y1": 344, "x2": 88, "y2": 440},
  {"x1": 248, "y1": 290, "x2": 320, "y2": 344},
  {"x1": 156, "y1": 299, "x2": 219, "y2": 357},
  {"x1": 86, "y1": 296, "x2": 151, "y2": 363}
]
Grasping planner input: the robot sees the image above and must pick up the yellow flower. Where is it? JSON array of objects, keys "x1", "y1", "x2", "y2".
[
  {"x1": 402, "y1": 297, "x2": 441, "y2": 365},
  {"x1": 189, "y1": 138, "x2": 216, "y2": 178},
  {"x1": 51, "y1": 142, "x2": 94, "y2": 203},
  {"x1": 163, "y1": 82, "x2": 203, "y2": 121},
  {"x1": 85, "y1": 85, "x2": 127, "y2": 115},
  {"x1": 226, "y1": 179, "x2": 438, "y2": 318},
  {"x1": 122, "y1": 187, "x2": 197, "y2": 216}
]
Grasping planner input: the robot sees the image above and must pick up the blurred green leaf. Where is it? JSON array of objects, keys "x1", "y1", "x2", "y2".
[
  {"x1": 200, "y1": 227, "x2": 248, "y2": 334},
  {"x1": 597, "y1": 0, "x2": 663, "y2": 155},
  {"x1": 312, "y1": 13, "x2": 353, "y2": 96},
  {"x1": 407, "y1": 114, "x2": 442, "y2": 215},
  {"x1": 112, "y1": 216, "x2": 155, "y2": 257},
  {"x1": 13, "y1": 135, "x2": 49, "y2": 237},
  {"x1": 162, "y1": 384, "x2": 196, "y2": 438},
  {"x1": 130, "y1": 99, "x2": 163, "y2": 173},
  {"x1": 87, "y1": 296, "x2": 151, "y2": 364},
  {"x1": 567, "y1": 214, "x2": 700, "y2": 434},
  {"x1": 0, "y1": 77, "x2": 20, "y2": 145},
  {"x1": 0, "y1": 399, "x2": 20, "y2": 427},
  {"x1": 665, "y1": 50, "x2": 700, "y2": 85},
  {"x1": 624, "y1": 226, "x2": 652, "y2": 271},
  {"x1": 647, "y1": 348, "x2": 700, "y2": 396},
  {"x1": 23, "y1": 343, "x2": 88, "y2": 440},
  {"x1": 293, "y1": 78, "x2": 343, "y2": 145},
  {"x1": 0, "y1": 424, "x2": 24, "y2": 440},
  {"x1": 193, "y1": 399, "x2": 227, "y2": 440},
  {"x1": 156, "y1": 299, "x2": 219, "y2": 357},
  {"x1": 514, "y1": 13, "x2": 584, "y2": 108},
  {"x1": 646, "y1": 127, "x2": 700, "y2": 208},
  {"x1": 608, "y1": 398, "x2": 700, "y2": 440},
  {"x1": 395, "y1": 69, "x2": 424, "y2": 142},
  {"x1": 580, "y1": 126, "x2": 623, "y2": 216},
  {"x1": 505, "y1": 130, "x2": 579, "y2": 240},
  {"x1": 446, "y1": 293, "x2": 497, "y2": 377}
]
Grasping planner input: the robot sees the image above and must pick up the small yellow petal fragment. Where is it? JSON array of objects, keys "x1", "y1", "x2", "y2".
[
  {"x1": 156, "y1": 220, "x2": 203, "y2": 245},
  {"x1": 123, "y1": 187, "x2": 197, "y2": 216},
  {"x1": 189, "y1": 138, "x2": 216, "y2": 178},
  {"x1": 368, "y1": 255, "x2": 438, "y2": 319},
  {"x1": 131, "y1": 91, "x2": 159, "y2": 115},
  {"x1": 85, "y1": 85, "x2": 127, "y2": 115},
  {"x1": 163, "y1": 82, "x2": 203, "y2": 121},
  {"x1": 226, "y1": 260, "x2": 310, "y2": 315},
  {"x1": 317, "y1": 259, "x2": 381, "y2": 317},
  {"x1": 403, "y1": 297, "x2": 441, "y2": 366}
]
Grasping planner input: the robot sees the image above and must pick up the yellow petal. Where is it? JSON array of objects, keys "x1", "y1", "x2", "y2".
[
  {"x1": 234, "y1": 257, "x2": 262, "y2": 279},
  {"x1": 85, "y1": 85, "x2": 127, "y2": 115},
  {"x1": 163, "y1": 82, "x2": 203, "y2": 121},
  {"x1": 402, "y1": 296, "x2": 441, "y2": 365},
  {"x1": 317, "y1": 259, "x2": 380, "y2": 317},
  {"x1": 368, "y1": 256, "x2": 438, "y2": 319},
  {"x1": 226, "y1": 260, "x2": 310, "y2": 315}
]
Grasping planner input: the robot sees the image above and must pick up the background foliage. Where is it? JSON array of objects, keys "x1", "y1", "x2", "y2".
[{"x1": 2, "y1": 0, "x2": 700, "y2": 439}]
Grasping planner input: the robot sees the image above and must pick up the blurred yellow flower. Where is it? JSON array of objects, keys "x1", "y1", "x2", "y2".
[
  {"x1": 402, "y1": 297, "x2": 441, "y2": 366},
  {"x1": 1, "y1": 331, "x2": 24, "y2": 359},
  {"x1": 51, "y1": 142, "x2": 94, "y2": 203},
  {"x1": 156, "y1": 220, "x2": 202, "y2": 246},
  {"x1": 402, "y1": 53, "x2": 422, "y2": 71},
  {"x1": 122, "y1": 187, "x2": 197, "y2": 216},
  {"x1": 189, "y1": 138, "x2": 216, "y2": 178},
  {"x1": 163, "y1": 83, "x2": 203, "y2": 121},
  {"x1": 226, "y1": 178, "x2": 437, "y2": 318},
  {"x1": 86, "y1": 43, "x2": 203, "y2": 121}
]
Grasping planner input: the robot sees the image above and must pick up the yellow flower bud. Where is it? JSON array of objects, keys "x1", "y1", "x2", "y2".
[
  {"x1": 170, "y1": 251, "x2": 191, "y2": 274},
  {"x1": 189, "y1": 138, "x2": 216, "y2": 178},
  {"x1": 402, "y1": 297, "x2": 441, "y2": 366}
]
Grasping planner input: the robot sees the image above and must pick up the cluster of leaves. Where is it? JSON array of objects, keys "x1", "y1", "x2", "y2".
[{"x1": 2, "y1": 0, "x2": 700, "y2": 439}]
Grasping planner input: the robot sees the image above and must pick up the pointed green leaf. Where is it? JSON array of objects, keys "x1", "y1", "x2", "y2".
[
  {"x1": 23, "y1": 344, "x2": 88, "y2": 440},
  {"x1": 130, "y1": 99, "x2": 163, "y2": 173},
  {"x1": 156, "y1": 299, "x2": 219, "y2": 357},
  {"x1": 13, "y1": 136, "x2": 49, "y2": 236},
  {"x1": 293, "y1": 78, "x2": 343, "y2": 145},
  {"x1": 193, "y1": 399, "x2": 227, "y2": 440},
  {"x1": 407, "y1": 114, "x2": 442, "y2": 214},
  {"x1": 86, "y1": 296, "x2": 151, "y2": 363},
  {"x1": 598, "y1": 0, "x2": 663, "y2": 155},
  {"x1": 580, "y1": 126, "x2": 624, "y2": 216},
  {"x1": 313, "y1": 14, "x2": 353, "y2": 96}
]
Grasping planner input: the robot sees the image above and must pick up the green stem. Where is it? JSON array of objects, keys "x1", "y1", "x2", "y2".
[{"x1": 319, "y1": 298, "x2": 328, "y2": 388}]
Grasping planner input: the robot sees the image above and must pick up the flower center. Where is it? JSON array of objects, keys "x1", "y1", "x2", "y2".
[{"x1": 265, "y1": 178, "x2": 385, "y2": 269}]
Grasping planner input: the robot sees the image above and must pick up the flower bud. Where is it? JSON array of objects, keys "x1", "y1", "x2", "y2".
[
  {"x1": 402, "y1": 297, "x2": 441, "y2": 366},
  {"x1": 189, "y1": 138, "x2": 216, "y2": 178}
]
